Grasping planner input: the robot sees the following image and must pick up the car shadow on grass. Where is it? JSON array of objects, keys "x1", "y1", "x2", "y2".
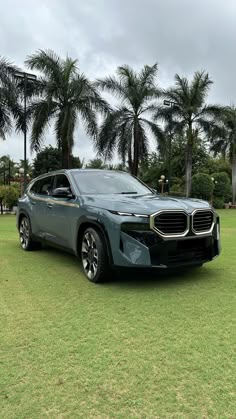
[
  {"x1": 40, "y1": 246, "x2": 216, "y2": 289},
  {"x1": 108, "y1": 264, "x2": 216, "y2": 288}
]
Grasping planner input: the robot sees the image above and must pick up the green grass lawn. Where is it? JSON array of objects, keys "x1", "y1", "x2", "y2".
[{"x1": 0, "y1": 211, "x2": 236, "y2": 418}]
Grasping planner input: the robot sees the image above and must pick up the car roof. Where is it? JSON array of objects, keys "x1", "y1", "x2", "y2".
[{"x1": 30, "y1": 169, "x2": 128, "y2": 183}]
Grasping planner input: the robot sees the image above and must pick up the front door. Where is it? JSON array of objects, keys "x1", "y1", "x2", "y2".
[
  {"x1": 44, "y1": 173, "x2": 79, "y2": 249},
  {"x1": 28, "y1": 175, "x2": 55, "y2": 239}
]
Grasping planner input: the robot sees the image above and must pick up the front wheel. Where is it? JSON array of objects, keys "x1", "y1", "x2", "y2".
[
  {"x1": 81, "y1": 227, "x2": 109, "y2": 283},
  {"x1": 19, "y1": 216, "x2": 41, "y2": 251}
]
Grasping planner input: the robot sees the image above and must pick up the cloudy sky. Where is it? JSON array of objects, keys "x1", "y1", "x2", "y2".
[{"x1": 1, "y1": 0, "x2": 236, "y2": 164}]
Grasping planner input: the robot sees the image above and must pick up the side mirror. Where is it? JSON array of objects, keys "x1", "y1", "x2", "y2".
[{"x1": 51, "y1": 187, "x2": 74, "y2": 199}]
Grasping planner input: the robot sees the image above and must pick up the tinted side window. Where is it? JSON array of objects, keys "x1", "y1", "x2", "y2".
[
  {"x1": 38, "y1": 176, "x2": 54, "y2": 195},
  {"x1": 30, "y1": 180, "x2": 41, "y2": 194},
  {"x1": 54, "y1": 174, "x2": 71, "y2": 189}
]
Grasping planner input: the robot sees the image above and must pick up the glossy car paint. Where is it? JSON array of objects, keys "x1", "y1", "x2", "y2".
[{"x1": 17, "y1": 169, "x2": 221, "y2": 269}]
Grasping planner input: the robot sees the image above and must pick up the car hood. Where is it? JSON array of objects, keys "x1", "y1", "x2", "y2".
[{"x1": 81, "y1": 194, "x2": 212, "y2": 215}]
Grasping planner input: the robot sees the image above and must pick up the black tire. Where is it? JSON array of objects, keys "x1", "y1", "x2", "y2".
[
  {"x1": 81, "y1": 227, "x2": 109, "y2": 283},
  {"x1": 19, "y1": 216, "x2": 42, "y2": 251}
]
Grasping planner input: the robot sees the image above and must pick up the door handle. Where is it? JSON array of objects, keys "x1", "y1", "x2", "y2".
[
  {"x1": 30, "y1": 200, "x2": 36, "y2": 206},
  {"x1": 47, "y1": 203, "x2": 53, "y2": 209}
]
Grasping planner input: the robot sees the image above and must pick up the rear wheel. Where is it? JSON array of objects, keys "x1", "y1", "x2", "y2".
[
  {"x1": 19, "y1": 216, "x2": 41, "y2": 251},
  {"x1": 81, "y1": 227, "x2": 109, "y2": 283}
]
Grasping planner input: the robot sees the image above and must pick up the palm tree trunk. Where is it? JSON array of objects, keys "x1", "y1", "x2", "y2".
[
  {"x1": 67, "y1": 150, "x2": 71, "y2": 169},
  {"x1": 185, "y1": 126, "x2": 193, "y2": 197},
  {"x1": 61, "y1": 138, "x2": 72, "y2": 169},
  {"x1": 232, "y1": 144, "x2": 236, "y2": 205},
  {"x1": 62, "y1": 141, "x2": 69, "y2": 169},
  {"x1": 221, "y1": 149, "x2": 226, "y2": 160},
  {"x1": 132, "y1": 118, "x2": 140, "y2": 176},
  {"x1": 128, "y1": 139, "x2": 133, "y2": 173}
]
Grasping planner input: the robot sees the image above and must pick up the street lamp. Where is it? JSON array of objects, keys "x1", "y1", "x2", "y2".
[
  {"x1": 163, "y1": 99, "x2": 178, "y2": 195},
  {"x1": 211, "y1": 177, "x2": 218, "y2": 205},
  {"x1": 0, "y1": 162, "x2": 6, "y2": 185},
  {"x1": 15, "y1": 167, "x2": 25, "y2": 195},
  {"x1": 158, "y1": 175, "x2": 168, "y2": 194},
  {"x1": 14, "y1": 70, "x2": 37, "y2": 192}
]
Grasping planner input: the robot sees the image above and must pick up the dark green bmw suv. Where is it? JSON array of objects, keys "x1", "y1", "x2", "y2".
[{"x1": 17, "y1": 169, "x2": 221, "y2": 283}]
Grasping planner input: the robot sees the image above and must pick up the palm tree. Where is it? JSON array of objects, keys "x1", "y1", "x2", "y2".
[
  {"x1": 25, "y1": 50, "x2": 109, "y2": 168},
  {"x1": 210, "y1": 106, "x2": 236, "y2": 204},
  {"x1": 156, "y1": 71, "x2": 222, "y2": 197},
  {"x1": 96, "y1": 64, "x2": 163, "y2": 176},
  {"x1": 0, "y1": 57, "x2": 21, "y2": 140}
]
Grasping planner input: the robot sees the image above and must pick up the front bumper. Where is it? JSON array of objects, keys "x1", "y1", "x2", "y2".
[{"x1": 110, "y1": 219, "x2": 221, "y2": 269}]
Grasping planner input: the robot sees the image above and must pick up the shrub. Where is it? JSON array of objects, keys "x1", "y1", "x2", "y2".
[
  {"x1": 170, "y1": 177, "x2": 184, "y2": 194},
  {"x1": 191, "y1": 173, "x2": 214, "y2": 201},
  {"x1": 211, "y1": 172, "x2": 232, "y2": 202},
  {"x1": 212, "y1": 197, "x2": 225, "y2": 209},
  {"x1": 0, "y1": 185, "x2": 19, "y2": 209}
]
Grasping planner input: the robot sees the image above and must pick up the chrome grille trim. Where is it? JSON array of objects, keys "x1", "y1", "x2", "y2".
[
  {"x1": 192, "y1": 209, "x2": 215, "y2": 235},
  {"x1": 150, "y1": 210, "x2": 189, "y2": 238}
]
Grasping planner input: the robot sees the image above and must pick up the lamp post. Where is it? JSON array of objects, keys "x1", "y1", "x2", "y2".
[
  {"x1": 211, "y1": 177, "x2": 218, "y2": 205},
  {"x1": 163, "y1": 100, "x2": 178, "y2": 195},
  {"x1": 15, "y1": 167, "x2": 26, "y2": 195},
  {"x1": 14, "y1": 71, "x2": 37, "y2": 192},
  {"x1": 158, "y1": 175, "x2": 168, "y2": 194},
  {"x1": 0, "y1": 162, "x2": 6, "y2": 185}
]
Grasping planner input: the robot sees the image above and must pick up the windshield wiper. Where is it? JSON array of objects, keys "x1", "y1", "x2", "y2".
[{"x1": 120, "y1": 191, "x2": 138, "y2": 194}]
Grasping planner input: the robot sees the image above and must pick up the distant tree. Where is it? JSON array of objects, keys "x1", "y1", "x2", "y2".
[
  {"x1": 167, "y1": 136, "x2": 211, "y2": 178},
  {"x1": 204, "y1": 157, "x2": 231, "y2": 177},
  {"x1": 0, "y1": 184, "x2": 19, "y2": 212},
  {"x1": 96, "y1": 64, "x2": 164, "y2": 176},
  {"x1": 25, "y1": 50, "x2": 109, "y2": 168},
  {"x1": 0, "y1": 155, "x2": 18, "y2": 184},
  {"x1": 85, "y1": 158, "x2": 106, "y2": 169},
  {"x1": 156, "y1": 71, "x2": 223, "y2": 196},
  {"x1": 18, "y1": 159, "x2": 33, "y2": 177},
  {"x1": 106, "y1": 162, "x2": 127, "y2": 171},
  {"x1": 191, "y1": 173, "x2": 214, "y2": 201},
  {"x1": 210, "y1": 106, "x2": 236, "y2": 204},
  {"x1": 139, "y1": 152, "x2": 164, "y2": 189},
  {"x1": 32, "y1": 146, "x2": 82, "y2": 178},
  {"x1": 211, "y1": 172, "x2": 232, "y2": 203},
  {"x1": 0, "y1": 57, "x2": 22, "y2": 140}
]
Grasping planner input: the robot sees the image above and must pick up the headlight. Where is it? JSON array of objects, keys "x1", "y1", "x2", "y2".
[{"x1": 109, "y1": 210, "x2": 149, "y2": 218}]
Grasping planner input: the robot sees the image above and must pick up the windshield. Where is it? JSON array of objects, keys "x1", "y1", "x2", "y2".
[{"x1": 72, "y1": 171, "x2": 153, "y2": 195}]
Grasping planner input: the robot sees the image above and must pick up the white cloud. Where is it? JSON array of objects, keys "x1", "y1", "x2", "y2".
[{"x1": 1, "y1": 0, "x2": 236, "y2": 163}]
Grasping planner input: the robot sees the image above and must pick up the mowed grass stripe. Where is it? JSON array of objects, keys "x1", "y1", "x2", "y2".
[{"x1": 0, "y1": 211, "x2": 236, "y2": 418}]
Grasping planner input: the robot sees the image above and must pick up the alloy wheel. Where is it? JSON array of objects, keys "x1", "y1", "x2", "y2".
[
  {"x1": 81, "y1": 231, "x2": 99, "y2": 280},
  {"x1": 19, "y1": 218, "x2": 30, "y2": 249}
]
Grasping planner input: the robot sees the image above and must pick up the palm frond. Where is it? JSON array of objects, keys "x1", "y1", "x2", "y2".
[
  {"x1": 25, "y1": 49, "x2": 63, "y2": 85},
  {"x1": 117, "y1": 65, "x2": 137, "y2": 86},
  {"x1": 95, "y1": 76, "x2": 125, "y2": 99},
  {"x1": 63, "y1": 57, "x2": 78, "y2": 82},
  {"x1": 190, "y1": 71, "x2": 213, "y2": 108},
  {"x1": 195, "y1": 117, "x2": 214, "y2": 135},
  {"x1": 116, "y1": 120, "x2": 133, "y2": 163},
  {"x1": 174, "y1": 74, "x2": 189, "y2": 102},
  {"x1": 194, "y1": 104, "x2": 225, "y2": 121},
  {"x1": 0, "y1": 102, "x2": 12, "y2": 137},
  {"x1": 0, "y1": 57, "x2": 19, "y2": 85},
  {"x1": 97, "y1": 107, "x2": 130, "y2": 159},
  {"x1": 140, "y1": 117, "x2": 165, "y2": 148},
  {"x1": 139, "y1": 64, "x2": 158, "y2": 87},
  {"x1": 80, "y1": 105, "x2": 97, "y2": 139},
  {"x1": 72, "y1": 75, "x2": 110, "y2": 114},
  {"x1": 29, "y1": 100, "x2": 58, "y2": 151}
]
